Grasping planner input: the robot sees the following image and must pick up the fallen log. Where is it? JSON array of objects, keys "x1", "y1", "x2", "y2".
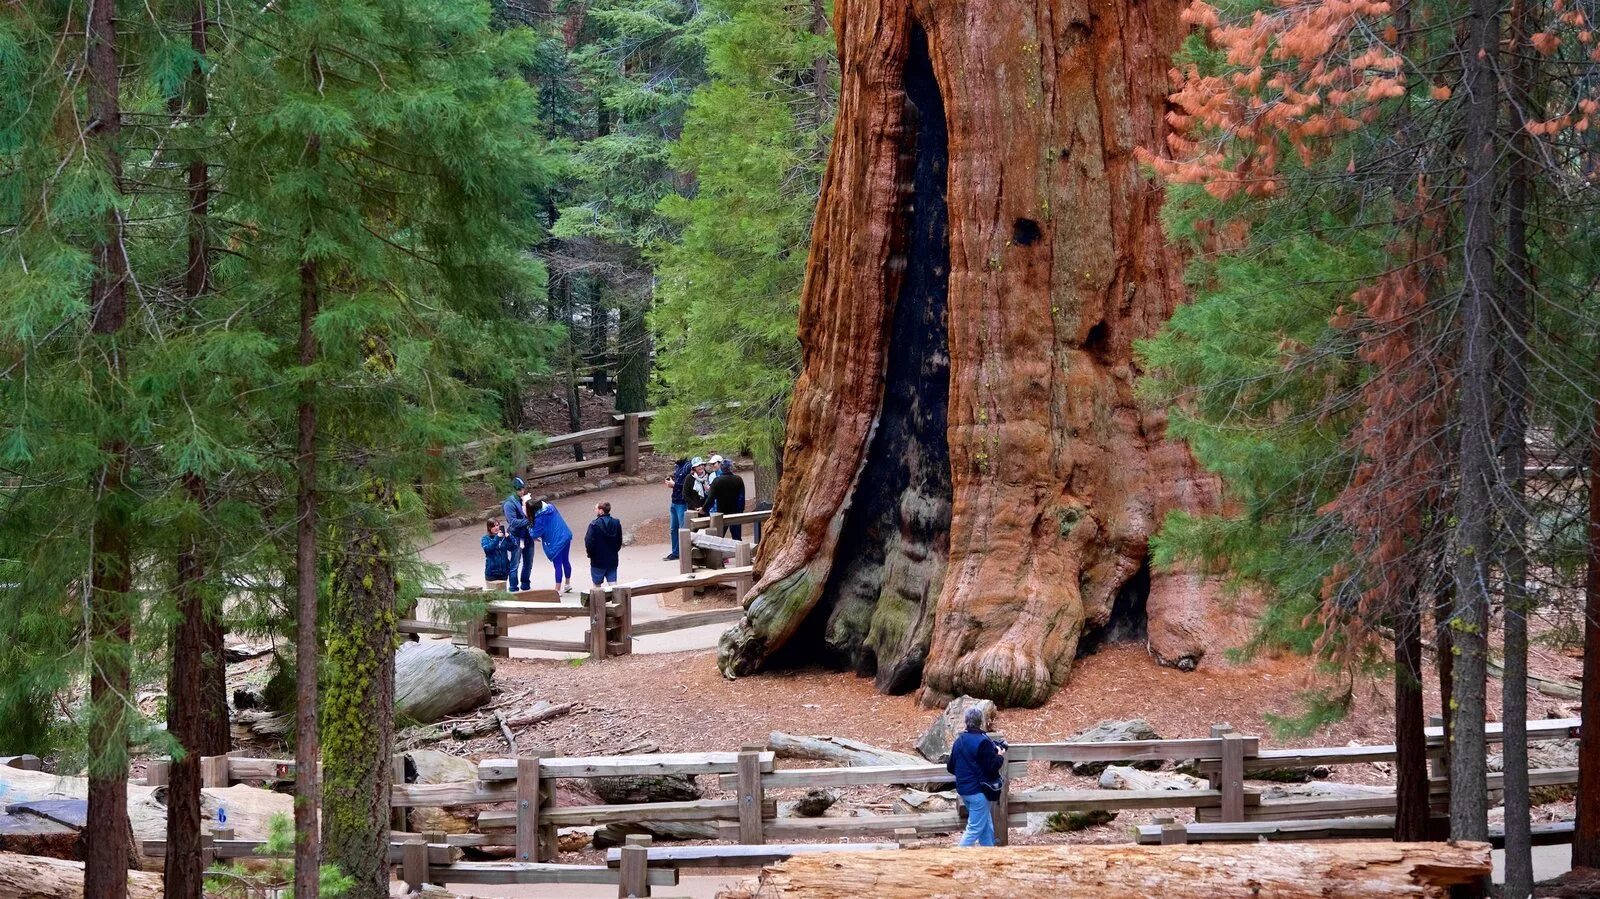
[
  {"x1": 449, "y1": 702, "x2": 573, "y2": 740},
  {"x1": 0, "y1": 765, "x2": 291, "y2": 848},
  {"x1": 1098, "y1": 766, "x2": 1204, "y2": 791},
  {"x1": 717, "y1": 841, "x2": 1492, "y2": 898},
  {"x1": 767, "y1": 733, "x2": 924, "y2": 768},
  {"x1": 0, "y1": 852, "x2": 164, "y2": 898}
]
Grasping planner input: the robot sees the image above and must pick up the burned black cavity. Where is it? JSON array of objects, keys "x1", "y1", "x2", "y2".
[
  {"x1": 1083, "y1": 319, "x2": 1111, "y2": 360},
  {"x1": 1013, "y1": 218, "x2": 1042, "y2": 246},
  {"x1": 1076, "y1": 555, "x2": 1150, "y2": 658},
  {"x1": 779, "y1": 26, "x2": 953, "y2": 692}
]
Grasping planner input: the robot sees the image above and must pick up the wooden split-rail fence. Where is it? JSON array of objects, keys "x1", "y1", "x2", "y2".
[
  {"x1": 453, "y1": 411, "x2": 657, "y2": 483},
  {"x1": 134, "y1": 715, "x2": 1583, "y2": 894},
  {"x1": 401, "y1": 509, "x2": 777, "y2": 661}
]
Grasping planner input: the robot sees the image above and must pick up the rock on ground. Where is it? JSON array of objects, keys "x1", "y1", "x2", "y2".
[
  {"x1": 394, "y1": 641, "x2": 493, "y2": 725},
  {"x1": 792, "y1": 789, "x2": 840, "y2": 817},
  {"x1": 917, "y1": 696, "x2": 997, "y2": 763},
  {"x1": 1058, "y1": 719, "x2": 1162, "y2": 775}
]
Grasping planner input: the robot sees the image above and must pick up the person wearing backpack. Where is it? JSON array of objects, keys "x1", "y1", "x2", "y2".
[{"x1": 947, "y1": 706, "x2": 1006, "y2": 846}]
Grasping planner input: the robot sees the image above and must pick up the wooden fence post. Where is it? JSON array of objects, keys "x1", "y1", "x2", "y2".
[
  {"x1": 618, "y1": 833, "x2": 652, "y2": 898},
  {"x1": 145, "y1": 759, "x2": 169, "y2": 787},
  {"x1": 466, "y1": 608, "x2": 488, "y2": 652},
  {"x1": 622, "y1": 413, "x2": 641, "y2": 476},
  {"x1": 488, "y1": 608, "x2": 508, "y2": 658},
  {"x1": 733, "y1": 542, "x2": 753, "y2": 603},
  {"x1": 990, "y1": 761, "x2": 1010, "y2": 846},
  {"x1": 516, "y1": 756, "x2": 540, "y2": 862},
  {"x1": 199, "y1": 832, "x2": 215, "y2": 870},
  {"x1": 538, "y1": 773, "x2": 558, "y2": 861},
  {"x1": 392, "y1": 754, "x2": 408, "y2": 832},
  {"x1": 200, "y1": 754, "x2": 230, "y2": 788},
  {"x1": 710, "y1": 512, "x2": 725, "y2": 538},
  {"x1": 1220, "y1": 732, "x2": 1246, "y2": 823},
  {"x1": 589, "y1": 585, "x2": 608, "y2": 660},
  {"x1": 616, "y1": 586, "x2": 633, "y2": 655},
  {"x1": 736, "y1": 745, "x2": 766, "y2": 845},
  {"x1": 678, "y1": 530, "x2": 694, "y2": 605},
  {"x1": 402, "y1": 837, "x2": 428, "y2": 892}
]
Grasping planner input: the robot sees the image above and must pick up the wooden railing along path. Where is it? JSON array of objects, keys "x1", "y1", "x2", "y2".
[
  {"x1": 453, "y1": 411, "x2": 657, "y2": 483},
  {"x1": 402, "y1": 508, "x2": 776, "y2": 660},
  {"x1": 140, "y1": 717, "x2": 1582, "y2": 893}
]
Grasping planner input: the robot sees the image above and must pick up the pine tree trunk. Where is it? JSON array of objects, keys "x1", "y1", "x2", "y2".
[
  {"x1": 322, "y1": 479, "x2": 399, "y2": 899},
  {"x1": 166, "y1": 483, "x2": 214, "y2": 899},
  {"x1": 85, "y1": 0, "x2": 135, "y2": 894},
  {"x1": 294, "y1": 245, "x2": 323, "y2": 898},
  {"x1": 1394, "y1": 601, "x2": 1429, "y2": 842},
  {"x1": 719, "y1": 0, "x2": 1229, "y2": 705},
  {"x1": 1499, "y1": 5, "x2": 1534, "y2": 886},
  {"x1": 616, "y1": 293, "x2": 650, "y2": 414},
  {"x1": 587, "y1": 278, "x2": 612, "y2": 396},
  {"x1": 166, "y1": 7, "x2": 223, "y2": 892},
  {"x1": 1448, "y1": 0, "x2": 1501, "y2": 841},
  {"x1": 1576, "y1": 407, "x2": 1600, "y2": 868}
]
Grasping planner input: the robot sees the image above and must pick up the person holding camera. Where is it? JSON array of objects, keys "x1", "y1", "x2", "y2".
[
  {"x1": 481, "y1": 518, "x2": 515, "y2": 590},
  {"x1": 947, "y1": 705, "x2": 1007, "y2": 847}
]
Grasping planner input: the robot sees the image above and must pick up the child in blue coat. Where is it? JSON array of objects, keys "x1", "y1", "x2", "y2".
[{"x1": 528, "y1": 499, "x2": 574, "y2": 593}]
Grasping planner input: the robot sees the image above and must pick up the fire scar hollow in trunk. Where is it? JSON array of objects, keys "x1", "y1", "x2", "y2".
[{"x1": 718, "y1": 0, "x2": 1230, "y2": 707}]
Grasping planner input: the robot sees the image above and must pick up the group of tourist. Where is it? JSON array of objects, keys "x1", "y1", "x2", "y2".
[
  {"x1": 663, "y1": 454, "x2": 747, "y2": 561},
  {"x1": 483, "y1": 476, "x2": 624, "y2": 593}
]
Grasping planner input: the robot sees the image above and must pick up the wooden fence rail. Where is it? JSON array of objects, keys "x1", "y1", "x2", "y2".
[
  {"x1": 404, "y1": 562, "x2": 754, "y2": 661},
  {"x1": 454, "y1": 411, "x2": 657, "y2": 482},
  {"x1": 170, "y1": 716, "x2": 1581, "y2": 892}
]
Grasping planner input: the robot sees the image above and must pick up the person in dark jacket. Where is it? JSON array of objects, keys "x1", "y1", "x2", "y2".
[
  {"x1": 585, "y1": 501, "x2": 625, "y2": 586},
  {"x1": 502, "y1": 476, "x2": 533, "y2": 591},
  {"x1": 708, "y1": 459, "x2": 747, "y2": 540},
  {"x1": 664, "y1": 457, "x2": 693, "y2": 561},
  {"x1": 481, "y1": 519, "x2": 515, "y2": 589},
  {"x1": 947, "y1": 706, "x2": 1005, "y2": 846}
]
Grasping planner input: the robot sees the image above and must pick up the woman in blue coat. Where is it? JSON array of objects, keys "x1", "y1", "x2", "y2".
[{"x1": 527, "y1": 499, "x2": 575, "y2": 594}]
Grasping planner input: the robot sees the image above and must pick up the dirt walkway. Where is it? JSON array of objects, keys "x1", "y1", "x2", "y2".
[{"x1": 418, "y1": 474, "x2": 754, "y2": 656}]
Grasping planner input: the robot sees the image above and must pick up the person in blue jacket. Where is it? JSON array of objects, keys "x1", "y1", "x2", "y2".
[
  {"x1": 947, "y1": 705, "x2": 1006, "y2": 847},
  {"x1": 502, "y1": 476, "x2": 533, "y2": 591},
  {"x1": 528, "y1": 498, "x2": 574, "y2": 594},
  {"x1": 481, "y1": 519, "x2": 515, "y2": 589}
]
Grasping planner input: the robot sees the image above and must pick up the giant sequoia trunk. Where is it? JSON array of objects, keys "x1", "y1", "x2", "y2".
[{"x1": 718, "y1": 0, "x2": 1227, "y2": 706}]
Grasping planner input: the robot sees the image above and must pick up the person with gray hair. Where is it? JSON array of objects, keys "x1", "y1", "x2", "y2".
[{"x1": 946, "y1": 705, "x2": 1006, "y2": 846}]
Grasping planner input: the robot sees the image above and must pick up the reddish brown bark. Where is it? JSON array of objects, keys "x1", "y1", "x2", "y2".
[
  {"x1": 1575, "y1": 409, "x2": 1600, "y2": 868},
  {"x1": 85, "y1": 0, "x2": 136, "y2": 893},
  {"x1": 719, "y1": 0, "x2": 1227, "y2": 706}
]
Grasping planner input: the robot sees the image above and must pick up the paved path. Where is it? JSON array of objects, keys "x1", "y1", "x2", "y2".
[{"x1": 418, "y1": 475, "x2": 754, "y2": 657}]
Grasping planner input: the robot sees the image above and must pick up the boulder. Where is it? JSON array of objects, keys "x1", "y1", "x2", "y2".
[
  {"x1": 1019, "y1": 783, "x2": 1066, "y2": 835},
  {"x1": 404, "y1": 749, "x2": 480, "y2": 834},
  {"x1": 394, "y1": 641, "x2": 493, "y2": 725},
  {"x1": 792, "y1": 789, "x2": 840, "y2": 817},
  {"x1": 1056, "y1": 719, "x2": 1162, "y2": 775},
  {"x1": 893, "y1": 790, "x2": 954, "y2": 815},
  {"x1": 917, "y1": 696, "x2": 997, "y2": 763}
]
